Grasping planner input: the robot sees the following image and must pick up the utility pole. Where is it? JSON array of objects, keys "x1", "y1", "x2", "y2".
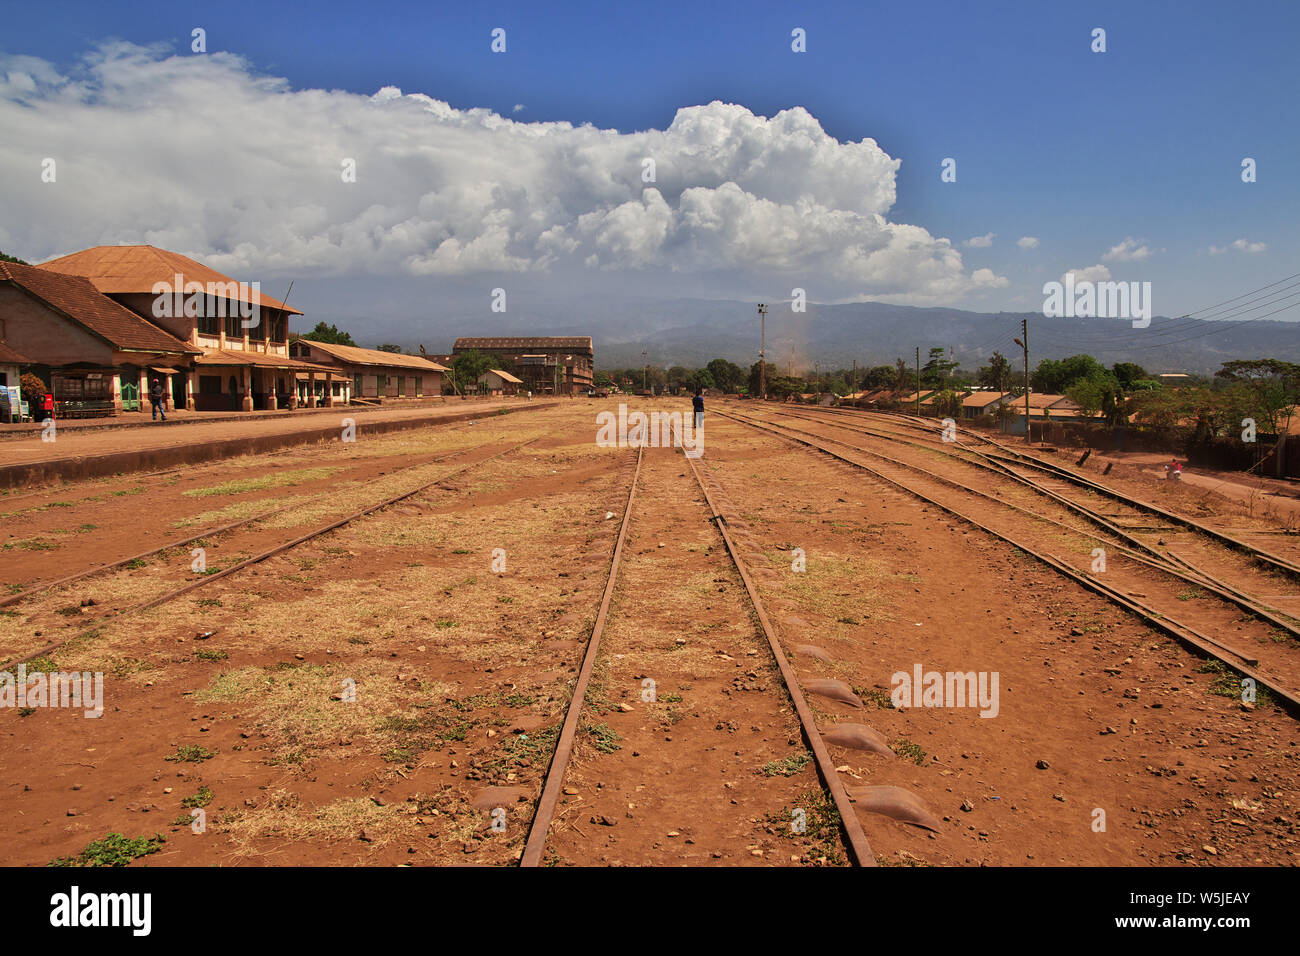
[
  {"x1": 1014, "y1": 319, "x2": 1030, "y2": 445},
  {"x1": 852, "y1": 359, "x2": 856, "y2": 395},
  {"x1": 757, "y1": 303, "x2": 768, "y2": 400},
  {"x1": 641, "y1": 348, "x2": 647, "y2": 395},
  {"x1": 915, "y1": 346, "x2": 921, "y2": 415}
]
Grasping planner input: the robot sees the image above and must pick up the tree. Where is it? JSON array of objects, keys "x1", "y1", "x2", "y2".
[
  {"x1": 707, "y1": 358, "x2": 745, "y2": 393},
  {"x1": 1111, "y1": 362, "x2": 1147, "y2": 389},
  {"x1": 691, "y1": 368, "x2": 716, "y2": 392},
  {"x1": 20, "y1": 372, "x2": 48, "y2": 406},
  {"x1": 920, "y1": 347, "x2": 958, "y2": 388},
  {"x1": 931, "y1": 389, "x2": 964, "y2": 419},
  {"x1": 0, "y1": 250, "x2": 29, "y2": 265},
  {"x1": 1215, "y1": 359, "x2": 1300, "y2": 437},
  {"x1": 1031, "y1": 354, "x2": 1109, "y2": 394},
  {"x1": 767, "y1": 375, "x2": 805, "y2": 399},
  {"x1": 1065, "y1": 378, "x2": 1107, "y2": 420},
  {"x1": 666, "y1": 366, "x2": 693, "y2": 393},
  {"x1": 450, "y1": 350, "x2": 494, "y2": 394},
  {"x1": 748, "y1": 360, "x2": 773, "y2": 397},
  {"x1": 977, "y1": 351, "x2": 1011, "y2": 392},
  {"x1": 376, "y1": 343, "x2": 403, "y2": 353},
  {"x1": 298, "y1": 322, "x2": 357, "y2": 347},
  {"x1": 863, "y1": 365, "x2": 895, "y2": 390},
  {"x1": 893, "y1": 358, "x2": 910, "y2": 392}
]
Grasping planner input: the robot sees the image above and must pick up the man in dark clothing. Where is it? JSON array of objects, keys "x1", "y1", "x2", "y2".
[
  {"x1": 149, "y1": 378, "x2": 167, "y2": 421},
  {"x1": 692, "y1": 388, "x2": 704, "y2": 431}
]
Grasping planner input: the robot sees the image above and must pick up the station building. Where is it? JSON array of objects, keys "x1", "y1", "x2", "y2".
[
  {"x1": 288, "y1": 339, "x2": 448, "y2": 404},
  {"x1": 452, "y1": 337, "x2": 594, "y2": 395},
  {"x1": 33, "y1": 245, "x2": 346, "y2": 412},
  {"x1": 0, "y1": 259, "x2": 202, "y2": 416}
]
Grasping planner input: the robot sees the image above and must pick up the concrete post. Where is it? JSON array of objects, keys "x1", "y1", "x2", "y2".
[{"x1": 241, "y1": 366, "x2": 252, "y2": 412}]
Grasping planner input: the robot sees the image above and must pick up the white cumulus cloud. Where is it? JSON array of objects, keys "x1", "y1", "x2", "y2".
[
  {"x1": 964, "y1": 233, "x2": 994, "y2": 248},
  {"x1": 1062, "y1": 264, "x2": 1111, "y2": 283},
  {"x1": 1102, "y1": 237, "x2": 1153, "y2": 262},
  {"x1": 1017, "y1": 236, "x2": 1039, "y2": 249},
  {"x1": 0, "y1": 42, "x2": 1003, "y2": 303}
]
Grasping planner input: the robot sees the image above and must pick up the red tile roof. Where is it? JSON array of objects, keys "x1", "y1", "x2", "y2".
[
  {"x1": 37, "y1": 245, "x2": 301, "y2": 315},
  {"x1": 0, "y1": 261, "x2": 199, "y2": 355}
]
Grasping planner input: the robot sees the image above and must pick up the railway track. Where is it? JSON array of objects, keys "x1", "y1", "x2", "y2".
[
  {"x1": 756, "y1": 405, "x2": 1300, "y2": 638},
  {"x1": 805, "y1": 404, "x2": 1300, "y2": 579},
  {"x1": 521, "y1": 435, "x2": 877, "y2": 866},
  {"x1": 716, "y1": 406, "x2": 1300, "y2": 717},
  {"x1": 0, "y1": 432, "x2": 552, "y2": 668},
  {"x1": 0, "y1": 424, "x2": 518, "y2": 611}
]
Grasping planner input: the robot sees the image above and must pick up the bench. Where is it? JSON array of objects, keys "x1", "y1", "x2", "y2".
[{"x1": 55, "y1": 400, "x2": 117, "y2": 419}]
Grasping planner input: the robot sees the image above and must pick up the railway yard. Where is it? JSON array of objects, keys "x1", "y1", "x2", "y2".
[{"x1": 1, "y1": 398, "x2": 1297, "y2": 867}]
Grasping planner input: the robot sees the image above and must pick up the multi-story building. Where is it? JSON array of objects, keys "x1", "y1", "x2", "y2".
[
  {"x1": 37, "y1": 245, "x2": 335, "y2": 411},
  {"x1": 452, "y1": 337, "x2": 594, "y2": 395}
]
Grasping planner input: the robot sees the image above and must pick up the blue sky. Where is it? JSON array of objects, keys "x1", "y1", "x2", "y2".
[{"x1": 3, "y1": 0, "x2": 1297, "y2": 322}]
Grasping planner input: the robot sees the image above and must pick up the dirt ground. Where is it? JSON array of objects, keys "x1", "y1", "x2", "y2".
[{"x1": 1, "y1": 398, "x2": 1296, "y2": 867}]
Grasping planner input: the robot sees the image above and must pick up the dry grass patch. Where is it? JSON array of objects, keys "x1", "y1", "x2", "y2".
[
  {"x1": 174, "y1": 495, "x2": 311, "y2": 529},
  {"x1": 183, "y1": 467, "x2": 341, "y2": 498},
  {"x1": 219, "y1": 790, "x2": 417, "y2": 855}
]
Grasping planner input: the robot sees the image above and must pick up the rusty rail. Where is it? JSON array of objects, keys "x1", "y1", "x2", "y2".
[
  {"x1": 4, "y1": 435, "x2": 549, "y2": 667},
  {"x1": 521, "y1": 445, "x2": 644, "y2": 866},
  {"x1": 674, "y1": 431, "x2": 877, "y2": 866},
  {"x1": 718, "y1": 408, "x2": 1300, "y2": 718}
]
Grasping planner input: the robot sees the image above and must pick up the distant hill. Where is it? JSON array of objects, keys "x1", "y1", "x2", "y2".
[
  {"x1": 593, "y1": 300, "x2": 1300, "y2": 374},
  {"x1": 294, "y1": 283, "x2": 1299, "y2": 375}
]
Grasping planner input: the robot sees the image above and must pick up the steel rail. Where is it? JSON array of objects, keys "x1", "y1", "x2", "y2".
[
  {"x1": 738, "y1": 408, "x2": 1300, "y2": 651},
  {"x1": 521, "y1": 445, "x2": 644, "y2": 867},
  {"x1": 763, "y1": 406, "x2": 1300, "y2": 638},
  {"x1": 0, "y1": 412, "x2": 543, "y2": 608},
  {"x1": 673, "y1": 428, "x2": 877, "y2": 866},
  {"x1": 4, "y1": 435, "x2": 550, "y2": 668},
  {"x1": 717, "y1": 408, "x2": 1300, "y2": 717},
  {"x1": 823, "y1": 404, "x2": 1300, "y2": 580}
]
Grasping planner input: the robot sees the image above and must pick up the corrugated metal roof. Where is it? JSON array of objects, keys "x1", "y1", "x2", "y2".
[
  {"x1": 296, "y1": 339, "x2": 448, "y2": 371},
  {"x1": 37, "y1": 245, "x2": 301, "y2": 315},
  {"x1": 484, "y1": 368, "x2": 523, "y2": 384},
  {"x1": 962, "y1": 391, "x2": 1012, "y2": 406},
  {"x1": 194, "y1": 350, "x2": 333, "y2": 372},
  {"x1": 0, "y1": 260, "x2": 200, "y2": 355},
  {"x1": 454, "y1": 336, "x2": 593, "y2": 353}
]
